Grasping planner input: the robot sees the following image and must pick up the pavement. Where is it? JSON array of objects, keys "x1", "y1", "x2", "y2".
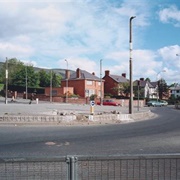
[{"x1": 0, "y1": 97, "x2": 154, "y2": 125}]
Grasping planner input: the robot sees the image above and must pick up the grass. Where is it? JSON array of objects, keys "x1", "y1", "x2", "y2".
[{"x1": 0, "y1": 84, "x2": 4, "y2": 90}]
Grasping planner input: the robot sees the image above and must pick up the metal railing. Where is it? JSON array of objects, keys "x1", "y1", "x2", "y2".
[{"x1": 0, "y1": 154, "x2": 180, "y2": 179}]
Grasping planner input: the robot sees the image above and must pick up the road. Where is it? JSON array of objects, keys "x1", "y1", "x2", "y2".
[{"x1": 0, "y1": 106, "x2": 179, "y2": 158}]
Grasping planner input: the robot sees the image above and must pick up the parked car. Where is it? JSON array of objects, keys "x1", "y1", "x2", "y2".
[
  {"x1": 160, "y1": 100, "x2": 168, "y2": 106},
  {"x1": 97, "y1": 99, "x2": 121, "y2": 106},
  {"x1": 147, "y1": 100, "x2": 162, "y2": 107}
]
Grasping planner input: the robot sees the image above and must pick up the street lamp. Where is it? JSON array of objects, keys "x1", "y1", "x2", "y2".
[
  {"x1": 5, "y1": 57, "x2": 8, "y2": 104},
  {"x1": 50, "y1": 69, "x2": 52, "y2": 102},
  {"x1": 100, "y1": 59, "x2": 103, "y2": 105},
  {"x1": 65, "y1": 59, "x2": 68, "y2": 103},
  {"x1": 25, "y1": 65, "x2": 28, "y2": 99},
  {"x1": 129, "y1": 16, "x2": 136, "y2": 114}
]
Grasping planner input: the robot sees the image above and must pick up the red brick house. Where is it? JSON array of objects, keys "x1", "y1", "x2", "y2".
[
  {"x1": 61, "y1": 68, "x2": 104, "y2": 98},
  {"x1": 103, "y1": 70, "x2": 129, "y2": 96}
]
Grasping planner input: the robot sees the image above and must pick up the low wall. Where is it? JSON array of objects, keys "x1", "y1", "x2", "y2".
[{"x1": 0, "y1": 111, "x2": 153, "y2": 125}]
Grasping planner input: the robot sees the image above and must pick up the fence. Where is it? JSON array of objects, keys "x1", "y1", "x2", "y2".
[{"x1": 0, "y1": 154, "x2": 180, "y2": 180}]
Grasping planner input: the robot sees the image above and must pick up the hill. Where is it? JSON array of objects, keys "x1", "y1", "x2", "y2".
[{"x1": 0, "y1": 61, "x2": 75, "y2": 78}]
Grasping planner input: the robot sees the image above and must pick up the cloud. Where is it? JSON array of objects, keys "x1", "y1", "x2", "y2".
[{"x1": 159, "y1": 5, "x2": 180, "y2": 26}]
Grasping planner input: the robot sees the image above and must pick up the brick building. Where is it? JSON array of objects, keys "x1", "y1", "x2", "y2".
[
  {"x1": 61, "y1": 68, "x2": 104, "y2": 98},
  {"x1": 103, "y1": 70, "x2": 129, "y2": 96}
]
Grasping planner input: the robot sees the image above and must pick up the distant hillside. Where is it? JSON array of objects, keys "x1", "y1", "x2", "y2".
[{"x1": 0, "y1": 61, "x2": 75, "y2": 79}]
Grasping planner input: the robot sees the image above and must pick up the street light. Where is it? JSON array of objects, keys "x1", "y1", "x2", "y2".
[
  {"x1": 50, "y1": 69, "x2": 52, "y2": 102},
  {"x1": 5, "y1": 57, "x2": 8, "y2": 104},
  {"x1": 65, "y1": 59, "x2": 68, "y2": 103},
  {"x1": 129, "y1": 16, "x2": 136, "y2": 114},
  {"x1": 100, "y1": 59, "x2": 103, "y2": 105},
  {"x1": 25, "y1": 65, "x2": 28, "y2": 99}
]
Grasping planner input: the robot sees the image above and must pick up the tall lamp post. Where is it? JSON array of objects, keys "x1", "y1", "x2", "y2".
[
  {"x1": 65, "y1": 59, "x2": 68, "y2": 103},
  {"x1": 25, "y1": 65, "x2": 28, "y2": 99},
  {"x1": 129, "y1": 16, "x2": 136, "y2": 114},
  {"x1": 50, "y1": 69, "x2": 52, "y2": 102},
  {"x1": 100, "y1": 59, "x2": 103, "y2": 105},
  {"x1": 5, "y1": 57, "x2": 8, "y2": 104}
]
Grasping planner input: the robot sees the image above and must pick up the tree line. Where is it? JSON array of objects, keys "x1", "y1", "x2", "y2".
[{"x1": 0, "y1": 58, "x2": 62, "y2": 88}]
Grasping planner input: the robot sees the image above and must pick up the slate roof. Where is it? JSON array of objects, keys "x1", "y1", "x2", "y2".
[
  {"x1": 150, "y1": 81, "x2": 158, "y2": 88},
  {"x1": 169, "y1": 86, "x2": 180, "y2": 90},
  {"x1": 109, "y1": 75, "x2": 129, "y2": 83},
  {"x1": 68, "y1": 69, "x2": 101, "y2": 81}
]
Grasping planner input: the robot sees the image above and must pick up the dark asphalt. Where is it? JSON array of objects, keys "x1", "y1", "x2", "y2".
[{"x1": 0, "y1": 106, "x2": 179, "y2": 157}]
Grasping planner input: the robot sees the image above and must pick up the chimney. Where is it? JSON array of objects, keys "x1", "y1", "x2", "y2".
[
  {"x1": 92, "y1": 72, "x2": 95, "y2": 76},
  {"x1": 140, "y1": 78, "x2": 144, "y2": 81},
  {"x1": 65, "y1": 70, "x2": 70, "y2": 79},
  {"x1": 76, "y1": 68, "x2": 81, "y2": 78},
  {"x1": 122, "y1": 73, "x2": 126, "y2": 78},
  {"x1": 105, "y1": 70, "x2": 110, "y2": 76}
]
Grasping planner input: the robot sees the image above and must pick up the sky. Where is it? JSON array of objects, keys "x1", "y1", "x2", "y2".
[{"x1": 0, "y1": 0, "x2": 180, "y2": 85}]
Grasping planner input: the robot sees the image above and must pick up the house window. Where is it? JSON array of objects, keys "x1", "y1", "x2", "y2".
[
  {"x1": 177, "y1": 90, "x2": 179, "y2": 93},
  {"x1": 87, "y1": 80, "x2": 93, "y2": 85}
]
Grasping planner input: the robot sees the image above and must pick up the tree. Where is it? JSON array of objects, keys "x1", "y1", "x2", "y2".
[
  {"x1": 38, "y1": 70, "x2": 50, "y2": 87},
  {"x1": 158, "y1": 78, "x2": 168, "y2": 99},
  {"x1": 113, "y1": 82, "x2": 130, "y2": 96},
  {"x1": 11, "y1": 64, "x2": 39, "y2": 87},
  {"x1": 0, "y1": 58, "x2": 24, "y2": 85},
  {"x1": 145, "y1": 77, "x2": 151, "y2": 82},
  {"x1": 51, "y1": 71, "x2": 61, "y2": 87}
]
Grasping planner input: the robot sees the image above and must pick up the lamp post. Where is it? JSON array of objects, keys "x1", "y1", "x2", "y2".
[
  {"x1": 65, "y1": 59, "x2": 68, "y2": 103},
  {"x1": 25, "y1": 65, "x2": 28, "y2": 99},
  {"x1": 50, "y1": 69, "x2": 52, "y2": 102},
  {"x1": 129, "y1": 16, "x2": 136, "y2": 114},
  {"x1": 5, "y1": 57, "x2": 8, "y2": 104},
  {"x1": 100, "y1": 59, "x2": 103, "y2": 105}
]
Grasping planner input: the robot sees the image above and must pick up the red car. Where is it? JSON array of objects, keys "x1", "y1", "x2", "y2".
[{"x1": 97, "y1": 99, "x2": 121, "y2": 106}]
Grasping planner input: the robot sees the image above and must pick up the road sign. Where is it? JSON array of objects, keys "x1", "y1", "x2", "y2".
[{"x1": 90, "y1": 101, "x2": 95, "y2": 107}]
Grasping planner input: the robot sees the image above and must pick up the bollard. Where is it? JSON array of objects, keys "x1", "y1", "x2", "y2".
[{"x1": 36, "y1": 98, "x2": 39, "y2": 104}]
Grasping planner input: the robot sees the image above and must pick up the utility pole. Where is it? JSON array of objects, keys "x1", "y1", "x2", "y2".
[
  {"x1": 65, "y1": 59, "x2": 68, "y2": 103},
  {"x1": 129, "y1": 16, "x2": 136, "y2": 114},
  {"x1": 5, "y1": 57, "x2": 8, "y2": 104},
  {"x1": 100, "y1": 59, "x2": 103, "y2": 105},
  {"x1": 50, "y1": 70, "x2": 52, "y2": 102}
]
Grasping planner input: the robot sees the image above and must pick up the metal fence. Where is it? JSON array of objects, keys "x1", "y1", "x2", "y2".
[{"x1": 0, "y1": 154, "x2": 180, "y2": 180}]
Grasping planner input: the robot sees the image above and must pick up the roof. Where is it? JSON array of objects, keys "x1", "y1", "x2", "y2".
[
  {"x1": 134, "y1": 80, "x2": 155, "y2": 88},
  {"x1": 109, "y1": 75, "x2": 129, "y2": 83},
  {"x1": 63, "y1": 69, "x2": 101, "y2": 81},
  {"x1": 169, "y1": 86, "x2": 180, "y2": 90},
  {"x1": 149, "y1": 81, "x2": 158, "y2": 88}
]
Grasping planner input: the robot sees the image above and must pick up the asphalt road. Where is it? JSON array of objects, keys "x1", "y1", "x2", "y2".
[{"x1": 0, "y1": 106, "x2": 179, "y2": 158}]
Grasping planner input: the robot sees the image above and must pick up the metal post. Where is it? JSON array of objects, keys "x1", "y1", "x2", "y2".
[
  {"x1": 129, "y1": 16, "x2": 136, "y2": 114},
  {"x1": 50, "y1": 70, "x2": 52, "y2": 102},
  {"x1": 66, "y1": 156, "x2": 78, "y2": 180},
  {"x1": 65, "y1": 59, "x2": 68, "y2": 103},
  {"x1": 5, "y1": 57, "x2": 8, "y2": 104},
  {"x1": 25, "y1": 65, "x2": 28, "y2": 99},
  {"x1": 138, "y1": 81, "x2": 140, "y2": 111},
  {"x1": 100, "y1": 59, "x2": 103, "y2": 105}
]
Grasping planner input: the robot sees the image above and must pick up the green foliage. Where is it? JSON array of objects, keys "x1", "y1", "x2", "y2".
[
  {"x1": 39, "y1": 70, "x2": 50, "y2": 87},
  {"x1": 90, "y1": 94, "x2": 97, "y2": 100},
  {"x1": 113, "y1": 82, "x2": 130, "y2": 95},
  {"x1": 0, "y1": 58, "x2": 61, "y2": 88},
  {"x1": 158, "y1": 78, "x2": 168, "y2": 99}
]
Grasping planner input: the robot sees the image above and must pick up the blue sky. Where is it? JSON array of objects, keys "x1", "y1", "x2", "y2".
[{"x1": 0, "y1": 0, "x2": 180, "y2": 85}]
